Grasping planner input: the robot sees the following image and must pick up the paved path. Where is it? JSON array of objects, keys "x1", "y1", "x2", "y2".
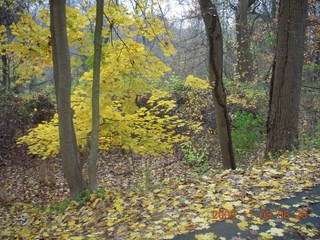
[{"x1": 174, "y1": 185, "x2": 320, "y2": 240}]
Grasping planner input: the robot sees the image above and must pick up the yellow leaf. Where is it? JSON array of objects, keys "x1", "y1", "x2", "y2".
[
  {"x1": 237, "y1": 221, "x2": 248, "y2": 230},
  {"x1": 70, "y1": 237, "x2": 85, "y2": 240},
  {"x1": 260, "y1": 232, "x2": 274, "y2": 239},
  {"x1": 163, "y1": 234, "x2": 175, "y2": 239},
  {"x1": 167, "y1": 222, "x2": 176, "y2": 227},
  {"x1": 195, "y1": 232, "x2": 217, "y2": 240},
  {"x1": 114, "y1": 197, "x2": 124, "y2": 212},
  {"x1": 43, "y1": 232, "x2": 49, "y2": 237},
  {"x1": 92, "y1": 198, "x2": 101, "y2": 208},
  {"x1": 68, "y1": 220, "x2": 76, "y2": 227},
  {"x1": 147, "y1": 204, "x2": 155, "y2": 212},
  {"x1": 257, "y1": 182, "x2": 270, "y2": 187},
  {"x1": 289, "y1": 217, "x2": 299, "y2": 223},
  {"x1": 280, "y1": 160, "x2": 289, "y2": 166},
  {"x1": 222, "y1": 202, "x2": 233, "y2": 211},
  {"x1": 264, "y1": 161, "x2": 274, "y2": 166}
]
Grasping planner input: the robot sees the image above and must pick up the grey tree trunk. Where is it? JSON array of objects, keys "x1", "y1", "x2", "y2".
[
  {"x1": 271, "y1": 0, "x2": 277, "y2": 19},
  {"x1": 266, "y1": 0, "x2": 308, "y2": 154},
  {"x1": 87, "y1": 0, "x2": 104, "y2": 190},
  {"x1": 198, "y1": 0, "x2": 236, "y2": 170},
  {"x1": 49, "y1": 0, "x2": 84, "y2": 198}
]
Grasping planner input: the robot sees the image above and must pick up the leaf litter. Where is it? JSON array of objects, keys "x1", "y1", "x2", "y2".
[{"x1": 0, "y1": 149, "x2": 319, "y2": 239}]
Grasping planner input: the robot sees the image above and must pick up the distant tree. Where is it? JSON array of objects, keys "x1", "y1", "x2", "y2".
[
  {"x1": 198, "y1": 0, "x2": 236, "y2": 169},
  {"x1": 267, "y1": 0, "x2": 308, "y2": 154},
  {"x1": 0, "y1": 0, "x2": 26, "y2": 91},
  {"x1": 235, "y1": 0, "x2": 256, "y2": 82}
]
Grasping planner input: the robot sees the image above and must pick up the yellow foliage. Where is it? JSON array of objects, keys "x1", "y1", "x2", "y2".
[
  {"x1": 227, "y1": 94, "x2": 254, "y2": 108},
  {"x1": 0, "y1": 5, "x2": 91, "y2": 83},
  {"x1": 17, "y1": 1, "x2": 199, "y2": 158},
  {"x1": 184, "y1": 75, "x2": 210, "y2": 89},
  {"x1": 1, "y1": 0, "x2": 177, "y2": 83}
]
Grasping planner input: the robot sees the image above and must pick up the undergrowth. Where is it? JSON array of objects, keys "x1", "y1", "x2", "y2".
[
  {"x1": 232, "y1": 111, "x2": 265, "y2": 160},
  {"x1": 182, "y1": 144, "x2": 211, "y2": 176},
  {"x1": 47, "y1": 188, "x2": 106, "y2": 215}
]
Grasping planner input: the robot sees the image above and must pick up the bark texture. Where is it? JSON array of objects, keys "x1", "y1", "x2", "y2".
[
  {"x1": 198, "y1": 0, "x2": 236, "y2": 169},
  {"x1": 87, "y1": 0, "x2": 104, "y2": 190},
  {"x1": 235, "y1": 0, "x2": 255, "y2": 82},
  {"x1": 267, "y1": 0, "x2": 308, "y2": 154},
  {"x1": 1, "y1": 54, "x2": 9, "y2": 91},
  {"x1": 49, "y1": 0, "x2": 84, "y2": 198}
]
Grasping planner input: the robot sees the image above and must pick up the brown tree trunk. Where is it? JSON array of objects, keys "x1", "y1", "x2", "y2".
[
  {"x1": 236, "y1": 0, "x2": 255, "y2": 82},
  {"x1": 49, "y1": 0, "x2": 84, "y2": 198},
  {"x1": 198, "y1": 0, "x2": 236, "y2": 170},
  {"x1": 1, "y1": 54, "x2": 9, "y2": 91},
  {"x1": 87, "y1": 0, "x2": 104, "y2": 190},
  {"x1": 266, "y1": 0, "x2": 308, "y2": 154}
]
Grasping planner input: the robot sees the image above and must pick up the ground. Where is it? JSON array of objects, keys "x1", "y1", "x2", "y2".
[
  {"x1": 0, "y1": 149, "x2": 319, "y2": 240},
  {"x1": 174, "y1": 186, "x2": 320, "y2": 240}
]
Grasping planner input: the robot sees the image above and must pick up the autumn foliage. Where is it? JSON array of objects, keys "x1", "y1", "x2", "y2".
[{"x1": 14, "y1": 1, "x2": 200, "y2": 158}]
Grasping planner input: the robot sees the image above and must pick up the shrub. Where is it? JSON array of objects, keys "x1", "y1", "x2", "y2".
[
  {"x1": 301, "y1": 122, "x2": 320, "y2": 149},
  {"x1": 0, "y1": 94, "x2": 55, "y2": 166},
  {"x1": 231, "y1": 111, "x2": 265, "y2": 154}
]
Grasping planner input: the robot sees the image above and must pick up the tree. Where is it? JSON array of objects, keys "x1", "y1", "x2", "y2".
[
  {"x1": 266, "y1": 0, "x2": 308, "y2": 154},
  {"x1": 87, "y1": 0, "x2": 104, "y2": 190},
  {"x1": 0, "y1": 0, "x2": 44, "y2": 92},
  {"x1": 19, "y1": 1, "x2": 196, "y2": 172},
  {"x1": 198, "y1": 0, "x2": 236, "y2": 169},
  {"x1": 235, "y1": 0, "x2": 256, "y2": 82},
  {"x1": 0, "y1": 0, "x2": 23, "y2": 91},
  {"x1": 49, "y1": 0, "x2": 84, "y2": 197}
]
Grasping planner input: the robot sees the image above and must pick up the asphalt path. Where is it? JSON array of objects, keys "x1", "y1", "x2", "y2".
[{"x1": 173, "y1": 185, "x2": 320, "y2": 240}]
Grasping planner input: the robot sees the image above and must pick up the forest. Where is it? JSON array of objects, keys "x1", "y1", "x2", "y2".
[{"x1": 0, "y1": 0, "x2": 319, "y2": 239}]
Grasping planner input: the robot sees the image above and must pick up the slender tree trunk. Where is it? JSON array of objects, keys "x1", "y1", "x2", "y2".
[
  {"x1": 87, "y1": 0, "x2": 104, "y2": 190},
  {"x1": 271, "y1": 0, "x2": 277, "y2": 19},
  {"x1": 49, "y1": 0, "x2": 84, "y2": 198},
  {"x1": 1, "y1": 54, "x2": 9, "y2": 91},
  {"x1": 312, "y1": 41, "x2": 320, "y2": 82},
  {"x1": 266, "y1": 0, "x2": 308, "y2": 154},
  {"x1": 198, "y1": 0, "x2": 236, "y2": 170},
  {"x1": 236, "y1": 0, "x2": 254, "y2": 82}
]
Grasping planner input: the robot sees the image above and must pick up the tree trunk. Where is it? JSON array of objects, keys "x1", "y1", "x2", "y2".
[
  {"x1": 271, "y1": 0, "x2": 277, "y2": 19},
  {"x1": 312, "y1": 41, "x2": 320, "y2": 82},
  {"x1": 87, "y1": 0, "x2": 104, "y2": 190},
  {"x1": 266, "y1": 0, "x2": 308, "y2": 154},
  {"x1": 1, "y1": 54, "x2": 9, "y2": 91},
  {"x1": 235, "y1": 0, "x2": 254, "y2": 82},
  {"x1": 49, "y1": 0, "x2": 84, "y2": 198},
  {"x1": 198, "y1": 0, "x2": 236, "y2": 170}
]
